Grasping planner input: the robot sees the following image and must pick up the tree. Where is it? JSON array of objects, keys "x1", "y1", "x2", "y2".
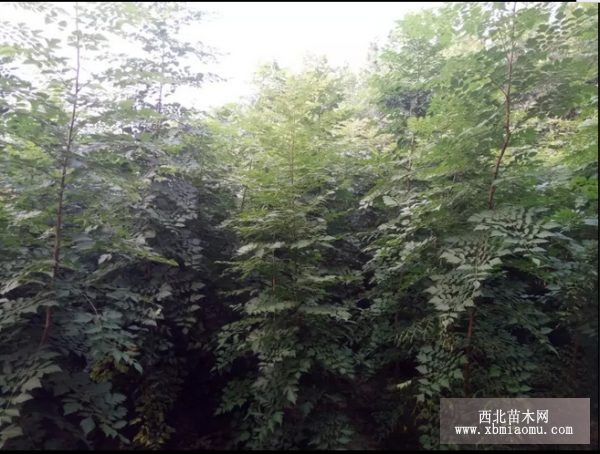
[{"x1": 0, "y1": 2, "x2": 230, "y2": 449}]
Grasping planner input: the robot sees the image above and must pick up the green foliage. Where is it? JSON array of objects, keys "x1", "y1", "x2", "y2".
[
  {"x1": 211, "y1": 60, "x2": 365, "y2": 450},
  {"x1": 1, "y1": 1, "x2": 232, "y2": 449},
  {"x1": 1, "y1": 1, "x2": 597, "y2": 451},
  {"x1": 362, "y1": 1, "x2": 598, "y2": 449}
]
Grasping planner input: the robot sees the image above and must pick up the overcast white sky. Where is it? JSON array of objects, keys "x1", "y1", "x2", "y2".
[
  {"x1": 181, "y1": 2, "x2": 442, "y2": 109},
  {"x1": 2, "y1": 2, "x2": 442, "y2": 110}
]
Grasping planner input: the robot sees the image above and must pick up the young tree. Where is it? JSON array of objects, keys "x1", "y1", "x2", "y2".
[{"x1": 0, "y1": 2, "x2": 228, "y2": 449}]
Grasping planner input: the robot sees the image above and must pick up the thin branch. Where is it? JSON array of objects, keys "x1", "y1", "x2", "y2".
[
  {"x1": 290, "y1": 106, "x2": 299, "y2": 310},
  {"x1": 240, "y1": 158, "x2": 253, "y2": 212},
  {"x1": 407, "y1": 133, "x2": 415, "y2": 193},
  {"x1": 82, "y1": 292, "x2": 100, "y2": 317},
  {"x1": 464, "y1": 1, "x2": 518, "y2": 397},
  {"x1": 39, "y1": 2, "x2": 82, "y2": 349},
  {"x1": 406, "y1": 64, "x2": 420, "y2": 193},
  {"x1": 488, "y1": 0, "x2": 517, "y2": 210}
]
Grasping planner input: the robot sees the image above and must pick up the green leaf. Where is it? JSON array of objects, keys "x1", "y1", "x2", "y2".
[
  {"x1": 285, "y1": 387, "x2": 297, "y2": 405},
  {"x1": 382, "y1": 195, "x2": 399, "y2": 207},
  {"x1": 1, "y1": 425, "x2": 23, "y2": 441},
  {"x1": 41, "y1": 365, "x2": 63, "y2": 374},
  {"x1": 397, "y1": 380, "x2": 413, "y2": 390},
  {"x1": 536, "y1": 231, "x2": 554, "y2": 238},
  {"x1": 440, "y1": 252, "x2": 461, "y2": 264},
  {"x1": 12, "y1": 393, "x2": 33, "y2": 404},
  {"x1": 21, "y1": 377, "x2": 42, "y2": 392},
  {"x1": 291, "y1": 240, "x2": 312, "y2": 249},
  {"x1": 140, "y1": 132, "x2": 153, "y2": 142},
  {"x1": 488, "y1": 257, "x2": 502, "y2": 266},
  {"x1": 579, "y1": 119, "x2": 598, "y2": 129},
  {"x1": 416, "y1": 365, "x2": 428, "y2": 374},
  {"x1": 81, "y1": 417, "x2": 95, "y2": 435},
  {"x1": 237, "y1": 243, "x2": 258, "y2": 255},
  {"x1": 120, "y1": 99, "x2": 135, "y2": 110},
  {"x1": 101, "y1": 424, "x2": 118, "y2": 438},
  {"x1": 63, "y1": 402, "x2": 83, "y2": 416},
  {"x1": 273, "y1": 411, "x2": 283, "y2": 425}
]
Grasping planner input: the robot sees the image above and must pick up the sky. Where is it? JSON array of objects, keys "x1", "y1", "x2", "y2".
[
  {"x1": 1, "y1": 2, "x2": 442, "y2": 111},
  {"x1": 179, "y1": 2, "x2": 442, "y2": 110}
]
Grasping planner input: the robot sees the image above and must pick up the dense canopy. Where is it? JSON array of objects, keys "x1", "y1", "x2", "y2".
[{"x1": 0, "y1": 1, "x2": 598, "y2": 450}]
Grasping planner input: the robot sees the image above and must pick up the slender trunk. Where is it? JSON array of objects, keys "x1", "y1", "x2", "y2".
[
  {"x1": 289, "y1": 112, "x2": 299, "y2": 323},
  {"x1": 487, "y1": 2, "x2": 517, "y2": 211},
  {"x1": 240, "y1": 159, "x2": 253, "y2": 212},
  {"x1": 39, "y1": 3, "x2": 82, "y2": 349},
  {"x1": 147, "y1": 25, "x2": 166, "y2": 283},
  {"x1": 272, "y1": 235, "x2": 276, "y2": 293},
  {"x1": 394, "y1": 271, "x2": 405, "y2": 380},
  {"x1": 290, "y1": 114, "x2": 297, "y2": 243},
  {"x1": 240, "y1": 188, "x2": 247, "y2": 212},
  {"x1": 570, "y1": 330, "x2": 581, "y2": 382},
  {"x1": 463, "y1": 1, "x2": 518, "y2": 396},
  {"x1": 462, "y1": 307, "x2": 476, "y2": 397},
  {"x1": 407, "y1": 134, "x2": 415, "y2": 193},
  {"x1": 448, "y1": 174, "x2": 457, "y2": 196},
  {"x1": 406, "y1": 69, "x2": 420, "y2": 193}
]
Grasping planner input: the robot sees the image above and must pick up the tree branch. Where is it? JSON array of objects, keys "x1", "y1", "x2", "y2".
[
  {"x1": 488, "y1": 1, "x2": 518, "y2": 211},
  {"x1": 39, "y1": 2, "x2": 82, "y2": 349},
  {"x1": 464, "y1": 1, "x2": 518, "y2": 397}
]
